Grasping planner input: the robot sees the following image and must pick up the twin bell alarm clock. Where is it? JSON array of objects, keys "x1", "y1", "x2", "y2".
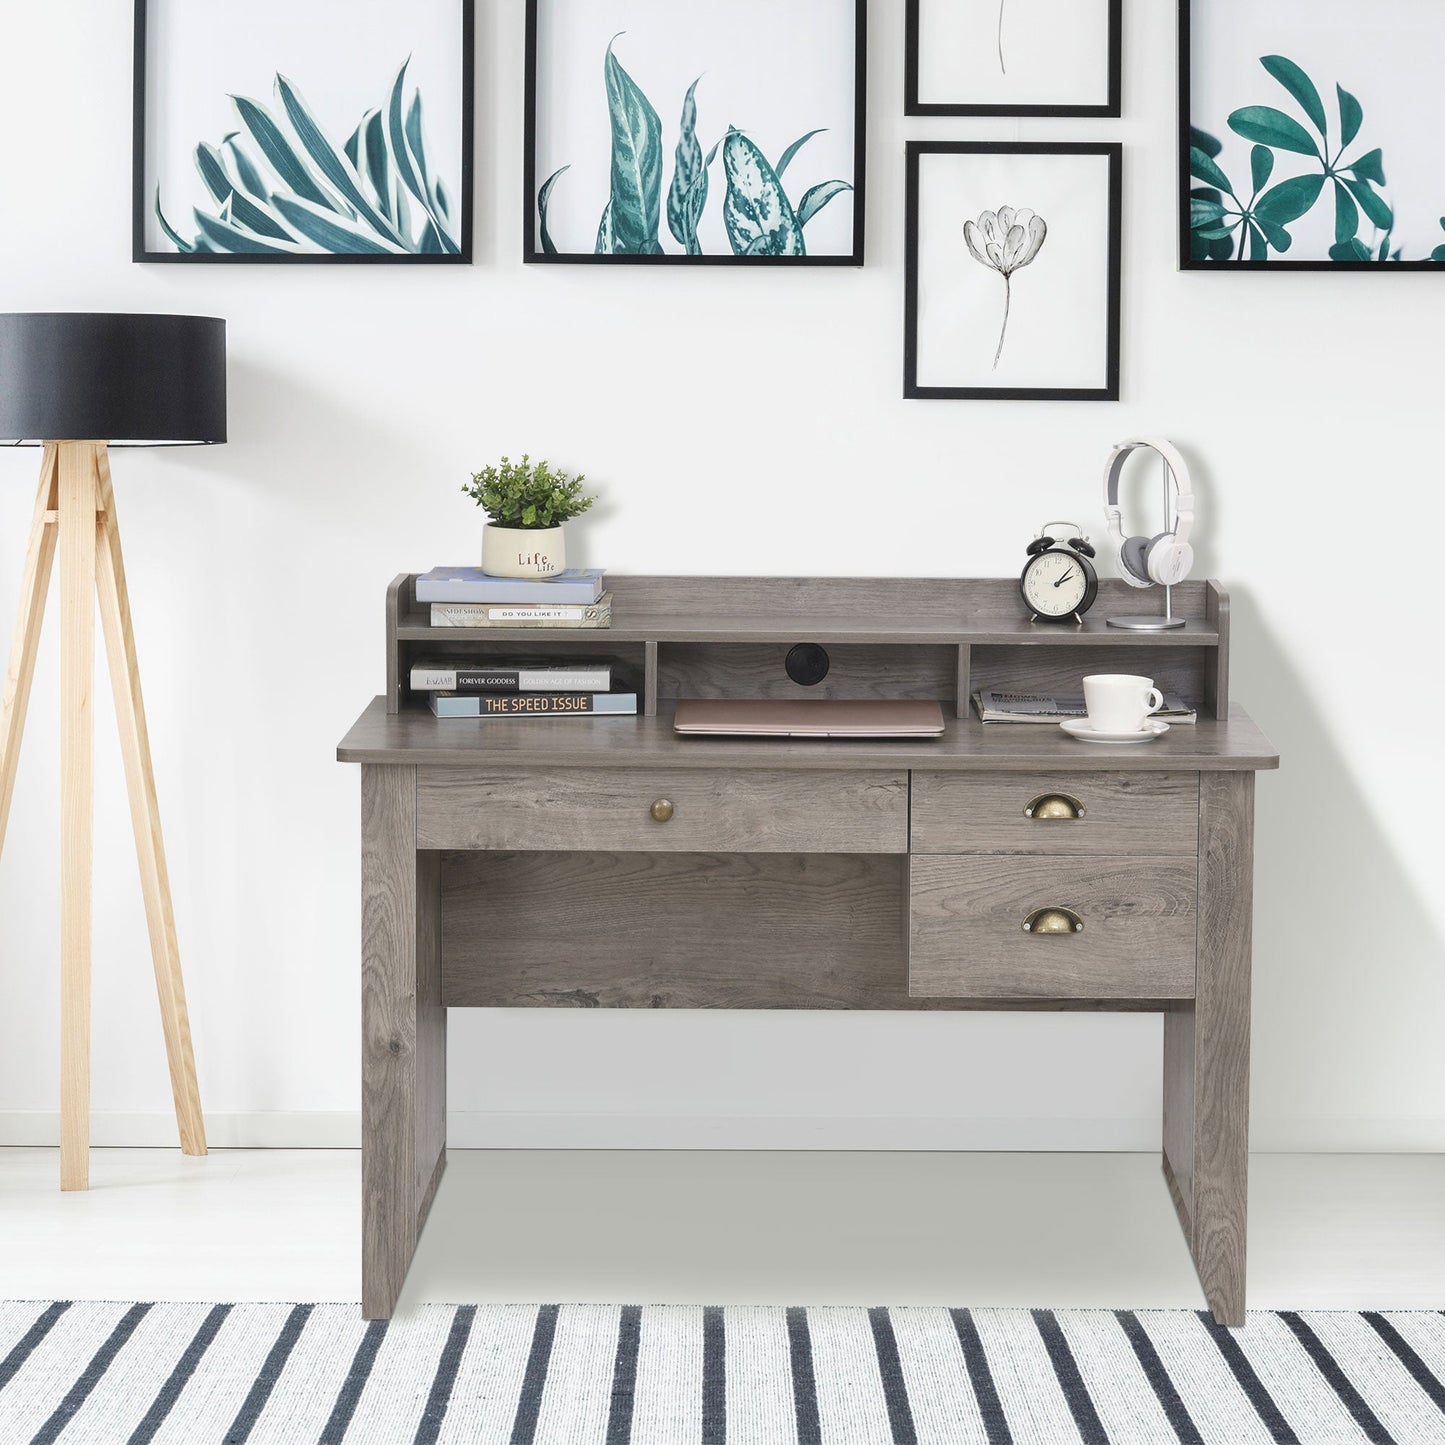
[{"x1": 1019, "y1": 521, "x2": 1098, "y2": 624}]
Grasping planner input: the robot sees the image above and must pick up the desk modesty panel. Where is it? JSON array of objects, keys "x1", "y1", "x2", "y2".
[{"x1": 342, "y1": 576, "x2": 1275, "y2": 1327}]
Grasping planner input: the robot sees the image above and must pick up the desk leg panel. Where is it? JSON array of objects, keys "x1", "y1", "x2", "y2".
[
  {"x1": 1165, "y1": 770, "x2": 1253, "y2": 1327},
  {"x1": 362, "y1": 765, "x2": 445, "y2": 1319}
]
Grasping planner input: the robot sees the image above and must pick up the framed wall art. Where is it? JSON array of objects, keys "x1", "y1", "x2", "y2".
[
  {"x1": 524, "y1": 0, "x2": 866, "y2": 264},
  {"x1": 1181, "y1": 0, "x2": 1445, "y2": 269},
  {"x1": 905, "y1": 142, "x2": 1122, "y2": 401},
  {"x1": 133, "y1": 0, "x2": 474, "y2": 262},
  {"x1": 905, "y1": 0, "x2": 1121, "y2": 118}
]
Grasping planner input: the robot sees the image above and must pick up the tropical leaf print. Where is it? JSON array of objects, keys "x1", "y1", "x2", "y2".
[
  {"x1": 722, "y1": 129, "x2": 804, "y2": 256},
  {"x1": 1189, "y1": 53, "x2": 1444, "y2": 263},
  {"x1": 156, "y1": 61, "x2": 461, "y2": 255},
  {"x1": 537, "y1": 36, "x2": 851, "y2": 258},
  {"x1": 537, "y1": 166, "x2": 569, "y2": 256},
  {"x1": 603, "y1": 36, "x2": 664, "y2": 255},
  {"x1": 667, "y1": 77, "x2": 708, "y2": 254}
]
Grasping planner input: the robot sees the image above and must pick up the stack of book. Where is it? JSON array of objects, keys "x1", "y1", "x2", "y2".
[
  {"x1": 417, "y1": 567, "x2": 611, "y2": 629},
  {"x1": 410, "y1": 656, "x2": 637, "y2": 718}
]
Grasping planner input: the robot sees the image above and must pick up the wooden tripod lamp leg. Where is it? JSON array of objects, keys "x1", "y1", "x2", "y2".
[
  {"x1": 58, "y1": 442, "x2": 98, "y2": 1191},
  {"x1": 94, "y1": 450, "x2": 206, "y2": 1156},
  {"x1": 0, "y1": 444, "x2": 60, "y2": 857}
]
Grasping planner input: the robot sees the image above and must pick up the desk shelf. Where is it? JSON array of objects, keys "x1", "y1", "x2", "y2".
[{"x1": 385, "y1": 574, "x2": 1232, "y2": 720}]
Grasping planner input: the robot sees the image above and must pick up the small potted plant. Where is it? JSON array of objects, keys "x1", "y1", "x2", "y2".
[{"x1": 464, "y1": 454, "x2": 596, "y2": 578}]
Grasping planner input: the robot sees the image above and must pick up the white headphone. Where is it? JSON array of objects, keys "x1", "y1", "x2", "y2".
[{"x1": 1102, "y1": 436, "x2": 1196, "y2": 589}]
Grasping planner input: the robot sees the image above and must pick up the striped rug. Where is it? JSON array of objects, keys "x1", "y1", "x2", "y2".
[{"x1": 3, "y1": 1303, "x2": 1445, "y2": 1444}]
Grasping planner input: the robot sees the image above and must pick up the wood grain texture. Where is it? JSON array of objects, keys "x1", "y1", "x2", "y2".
[
  {"x1": 94, "y1": 457, "x2": 205, "y2": 1156},
  {"x1": 0, "y1": 446, "x2": 59, "y2": 858},
  {"x1": 58, "y1": 443, "x2": 98, "y2": 1191},
  {"x1": 956, "y1": 645, "x2": 972, "y2": 719},
  {"x1": 656, "y1": 642, "x2": 957, "y2": 701},
  {"x1": 970, "y1": 643, "x2": 1206, "y2": 707},
  {"x1": 361, "y1": 765, "x2": 445, "y2": 1318},
  {"x1": 416, "y1": 767, "x2": 909, "y2": 854},
  {"x1": 1184, "y1": 770, "x2": 1255, "y2": 1326},
  {"x1": 386, "y1": 574, "x2": 406, "y2": 714},
  {"x1": 395, "y1": 576, "x2": 1218, "y2": 644},
  {"x1": 414, "y1": 847, "x2": 444, "y2": 1209},
  {"x1": 1205, "y1": 583, "x2": 1230, "y2": 719},
  {"x1": 911, "y1": 771, "x2": 1199, "y2": 855},
  {"x1": 644, "y1": 640, "x2": 659, "y2": 717},
  {"x1": 341, "y1": 698, "x2": 1279, "y2": 774},
  {"x1": 907, "y1": 855, "x2": 1197, "y2": 999},
  {"x1": 1162, "y1": 1002, "x2": 1196, "y2": 1228},
  {"x1": 443, "y1": 850, "x2": 908, "y2": 1009},
  {"x1": 438, "y1": 850, "x2": 1172, "y2": 1011}
]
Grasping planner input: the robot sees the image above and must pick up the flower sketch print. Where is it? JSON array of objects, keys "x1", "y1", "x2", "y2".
[
  {"x1": 537, "y1": 35, "x2": 852, "y2": 257},
  {"x1": 996, "y1": 0, "x2": 1008, "y2": 74},
  {"x1": 964, "y1": 206, "x2": 1048, "y2": 368},
  {"x1": 154, "y1": 60, "x2": 460, "y2": 255}
]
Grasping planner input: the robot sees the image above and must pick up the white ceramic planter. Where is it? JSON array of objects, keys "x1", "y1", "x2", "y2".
[{"x1": 482, "y1": 523, "x2": 566, "y2": 578}]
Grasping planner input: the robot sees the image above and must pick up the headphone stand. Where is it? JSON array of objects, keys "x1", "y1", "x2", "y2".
[{"x1": 1106, "y1": 454, "x2": 1189, "y2": 630}]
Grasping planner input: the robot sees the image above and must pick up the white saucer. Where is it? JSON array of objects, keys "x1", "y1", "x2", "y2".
[{"x1": 1060, "y1": 718, "x2": 1170, "y2": 745}]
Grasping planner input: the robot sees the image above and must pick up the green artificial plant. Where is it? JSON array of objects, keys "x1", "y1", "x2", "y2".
[{"x1": 463, "y1": 456, "x2": 596, "y2": 530}]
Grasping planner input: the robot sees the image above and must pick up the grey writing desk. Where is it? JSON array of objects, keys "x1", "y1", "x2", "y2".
[{"x1": 338, "y1": 577, "x2": 1277, "y2": 1322}]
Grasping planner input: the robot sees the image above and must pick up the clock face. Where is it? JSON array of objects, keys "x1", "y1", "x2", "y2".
[{"x1": 1023, "y1": 549, "x2": 1090, "y2": 617}]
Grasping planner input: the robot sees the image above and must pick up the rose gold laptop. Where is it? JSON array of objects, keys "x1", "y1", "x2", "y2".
[{"x1": 673, "y1": 698, "x2": 946, "y2": 738}]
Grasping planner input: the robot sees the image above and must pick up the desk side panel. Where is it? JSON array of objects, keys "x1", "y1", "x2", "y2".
[{"x1": 361, "y1": 765, "x2": 445, "y2": 1318}]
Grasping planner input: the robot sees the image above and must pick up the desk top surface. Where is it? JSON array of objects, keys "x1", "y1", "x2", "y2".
[{"x1": 338, "y1": 698, "x2": 1278, "y2": 772}]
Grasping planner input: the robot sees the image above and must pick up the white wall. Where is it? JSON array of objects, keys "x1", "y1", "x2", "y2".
[{"x1": 2, "y1": 0, "x2": 1442, "y2": 1154}]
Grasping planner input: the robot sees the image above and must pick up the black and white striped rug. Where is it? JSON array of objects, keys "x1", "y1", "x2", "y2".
[{"x1": 4, "y1": 1301, "x2": 1445, "y2": 1444}]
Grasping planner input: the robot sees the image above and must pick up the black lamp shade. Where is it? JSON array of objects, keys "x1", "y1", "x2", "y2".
[{"x1": 0, "y1": 313, "x2": 226, "y2": 446}]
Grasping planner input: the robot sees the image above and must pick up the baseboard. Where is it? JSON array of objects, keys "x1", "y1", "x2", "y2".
[{"x1": 2, "y1": 1110, "x2": 1441, "y2": 1152}]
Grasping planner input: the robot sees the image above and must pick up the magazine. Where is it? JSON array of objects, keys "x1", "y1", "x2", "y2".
[{"x1": 972, "y1": 689, "x2": 1197, "y2": 724}]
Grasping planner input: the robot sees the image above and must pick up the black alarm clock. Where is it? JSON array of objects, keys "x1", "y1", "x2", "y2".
[{"x1": 1020, "y1": 522, "x2": 1099, "y2": 624}]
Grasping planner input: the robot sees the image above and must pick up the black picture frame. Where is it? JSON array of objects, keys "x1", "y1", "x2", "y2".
[
  {"x1": 1179, "y1": 0, "x2": 1445, "y2": 271},
  {"x1": 522, "y1": 0, "x2": 867, "y2": 265},
  {"x1": 904, "y1": 141, "x2": 1123, "y2": 402},
  {"x1": 905, "y1": 0, "x2": 1121, "y2": 118},
  {"x1": 132, "y1": 0, "x2": 475, "y2": 264}
]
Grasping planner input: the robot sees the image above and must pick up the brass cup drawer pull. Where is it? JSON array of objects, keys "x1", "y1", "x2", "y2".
[
  {"x1": 649, "y1": 798, "x2": 675, "y2": 823},
  {"x1": 1022, "y1": 906, "x2": 1084, "y2": 934},
  {"x1": 1023, "y1": 792, "x2": 1085, "y2": 820}
]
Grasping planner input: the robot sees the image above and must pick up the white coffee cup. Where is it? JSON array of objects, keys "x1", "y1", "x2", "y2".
[{"x1": 1082, "y1": 674, "x2": 1164, "y2": 733}]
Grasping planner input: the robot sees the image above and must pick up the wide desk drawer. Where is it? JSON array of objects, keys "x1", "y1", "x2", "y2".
[
  {"x1": 910, "y1": 771, "x2": 1198, "y2": 855},
  {"x1": 416, "y1": 766, "x2": 909, "y2": 853},
  {"x1": 907, "y1": 855, "x2": 1197, "y2": 999}
]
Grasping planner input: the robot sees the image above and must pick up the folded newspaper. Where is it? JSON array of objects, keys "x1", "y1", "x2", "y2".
[{"x1": 972, "y1": 689, "x2": 1197, "y2": 724}]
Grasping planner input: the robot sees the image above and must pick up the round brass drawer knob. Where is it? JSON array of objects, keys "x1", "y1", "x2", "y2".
[{"x1": 650, "y1": 798, "x2": 675, "y2": 823}]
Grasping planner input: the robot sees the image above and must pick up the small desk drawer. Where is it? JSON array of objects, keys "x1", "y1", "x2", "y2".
[
  {"x1": 907, "y1": 855, "x2": 1197, "y2": 999},
  {"x1": 416, "y1": 767, "x2": 909, "y2": 853},
  {"x1": 910, "y1": 771, "x2": 1198, "y2": 855}
]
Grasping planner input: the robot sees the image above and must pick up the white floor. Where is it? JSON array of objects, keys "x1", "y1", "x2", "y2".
[{"x1": 2, "y1": 1149, "x2": 1442, "y2": 1315}]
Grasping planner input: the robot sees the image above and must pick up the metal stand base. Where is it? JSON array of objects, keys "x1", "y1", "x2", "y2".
[{"x1": 1107, "y1": 613, "x2": 1187, "y2": 631}]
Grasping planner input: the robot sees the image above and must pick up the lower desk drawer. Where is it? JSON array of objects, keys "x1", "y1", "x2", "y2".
[
  {"x1": 907, "y1": 855, "x2": 1197, "y2": 999},
  {"x1": 416, "y1": 766, "x2": 909, "y2": 853}
]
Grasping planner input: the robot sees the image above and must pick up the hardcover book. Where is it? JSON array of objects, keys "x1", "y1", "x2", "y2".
[
  {"x1": 409, "y1": 660, "x2": 612, "y2": 692},
  {"x1": 426, "y1": 691, "x2": 638, "y2": 718},
  {"x1": 429, "y1": 594, "x2": 612, "y2": 629},
  {"x1": 415, "y1": 567, "x2": 605, "y2": 605}
]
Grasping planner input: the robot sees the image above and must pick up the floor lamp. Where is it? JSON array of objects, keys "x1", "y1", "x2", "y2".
[{"x1": 0, "y1": 312, "x2": 224, "y2": 1190}]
